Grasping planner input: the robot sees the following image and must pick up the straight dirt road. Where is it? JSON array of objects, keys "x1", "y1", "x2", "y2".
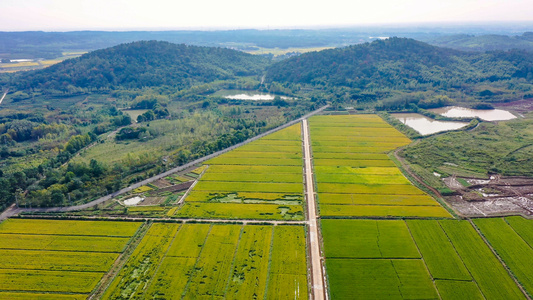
[{"x1": 302, "y1": 119, "x2": 326, "y2": 300}]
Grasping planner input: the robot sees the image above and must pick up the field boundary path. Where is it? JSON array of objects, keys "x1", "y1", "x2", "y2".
[
  {"x1": 0, "y1": 105, "x2": 329, "y2": 221},
  {"x1": 302, "y1": 118, "x2": 326, "y2": 300}
]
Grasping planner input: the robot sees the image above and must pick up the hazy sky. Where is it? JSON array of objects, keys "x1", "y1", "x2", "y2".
[{"x1": 2, "y1": 0, "x2": 532, "y2": 31}]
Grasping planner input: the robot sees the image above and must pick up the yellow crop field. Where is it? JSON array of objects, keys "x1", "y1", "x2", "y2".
[
  {"x1": 176, "y1": 203, "x2": 304, "y2": 220},
  {"x1": 317, "y1": 183, "x2": 426, "y2": 195},
  {"x1": 260, "y1": 123, "x2": 301, "y2": 140},
  {"x1": 0, "y1": 219, "x2": 141, "y2": 237},
  {"x1": 206, "y1": 164, "x2": 302, "y2": 174},
  {"x1": 0, "y1": 250, "x2": 118, "y2": 272},
  {"x1": 0, "y1": 269, "x2": 103, "y2": 294},
  {"x1": 132, "y1": 185, "x2": 153, "y2": 193},
  {"x1": 0, "y1": 234, "x2": 130, "y2": 252},
  {"x1": 0, "y1": 292, "x2": 87, "y2": 300}
]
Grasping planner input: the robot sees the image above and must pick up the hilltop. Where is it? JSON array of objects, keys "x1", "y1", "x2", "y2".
[{"x1": 12, "y1": 41, "x2": 270, "y2": 92}]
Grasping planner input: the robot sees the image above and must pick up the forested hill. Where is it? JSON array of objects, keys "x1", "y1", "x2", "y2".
[
  {"x1": 13, "y1": 41, "x2": 270, "y2": 92},
  {"x1": 265, "y1": 37, "x2": 533, "y2": 91}
]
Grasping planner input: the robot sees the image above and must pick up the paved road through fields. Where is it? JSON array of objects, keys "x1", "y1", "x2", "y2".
[{"x1": 303, "y1": 119, "x2": 326, "y2": 300}]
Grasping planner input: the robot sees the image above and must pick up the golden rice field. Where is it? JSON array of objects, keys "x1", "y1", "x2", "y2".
[
  {"x1": 0, "y1": 219, "x2": 141, "y2": 297},
  {"x1": 104, "y1": 223, "x2": 308, "y2": 299},
  {"x1": 309, "y1": 114, "x2": 451, "y2": 218},
  {"x1": 174, "y1": 123, "x2": 305, "y2": 220}
]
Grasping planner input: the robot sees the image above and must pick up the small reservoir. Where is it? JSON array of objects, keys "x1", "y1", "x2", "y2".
[
  {"x1": 214, "y1": 90, "x2": 291, "y2": 101},
  {"x1": 392, "y1": 113, "x2": 469, "y2": 135},
  {"x1": 429, "y1": 106, "x2": 516, "y2": 121}
]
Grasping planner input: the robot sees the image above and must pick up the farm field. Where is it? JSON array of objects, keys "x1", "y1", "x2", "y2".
[
  {"x1": 309, "y1": 114, "x2": 451, "y2": 218},
  {"x1": 473, "y1": 217, "x2": 533, "y2": 296},
  {"x1": 0, "y1": 219, "x2": 141, "y2": 298},
  {"x1": 105, "y1": 223, "x2": 308, "y2": 299},
  {"x1": 174, "y1": 123, "x2": 305, "y2": 220},
  {"x1": 322, "y1": 218, "x2": 531, "y2": 299}
]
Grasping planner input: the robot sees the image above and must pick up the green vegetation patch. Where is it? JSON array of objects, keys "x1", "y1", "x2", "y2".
[
  {"x1": 474, "y1": 218, "x2": 533, "y2": 296},
  {"x1": 321, "y1": 219, "x2": 420, "y2": 258},
  {"x1": 435, "y1": 280, "x2": 485, "y2": 300},
  {"x1": 318, "y1": 193, "x2": 439, "y2": 206},
  {"x1": 326, "y1": 258, "x2": 438, "y2": 299},
  {"x1": 407, "y1": 220, "x2": 472, "y2": 281},
  {"x1": 505, "y1": 216, "x2": 533, "y2": 248},
  {"x1": 320, "y1": 204, "x2": 451, "y2": 218},
  {"x1": 439, "y1": 220, "x2": 526, "y2": 300}
]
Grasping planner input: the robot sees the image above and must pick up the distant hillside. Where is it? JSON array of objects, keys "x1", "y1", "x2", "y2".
[
  {"x1": 13, "y1": 41, "x2": 270, "y2": 92},
  {"x1": 266, "y1": 37, "x2": 533, "y2": 91},
  {"x1": 424, "y1": 32, "x2": 533, "y2": 52}
]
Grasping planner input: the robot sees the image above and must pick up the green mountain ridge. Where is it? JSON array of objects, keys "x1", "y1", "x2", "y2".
[
  {"x1": 265, "y1": 37, "x2": 533, "y2": 95},
  {"x1": 12, "y1": 41, "x2": 270, "y2": 92}
]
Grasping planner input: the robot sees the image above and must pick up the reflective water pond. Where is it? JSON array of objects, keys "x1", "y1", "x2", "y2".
[
  {"x1": 214, "y1": 90, "x2": 291, "y2": 101},
  {"x1": 429, "y1": 106, "x2": 516, "y2": 121},
  {"x1": 392, "y1": 113, "x2": 469, "y2": 135}
]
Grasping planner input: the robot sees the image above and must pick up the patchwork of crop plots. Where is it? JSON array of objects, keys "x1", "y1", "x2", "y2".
[
  {"x1": 323, "y1": 218, "x2": 530, "y2": 299},
  {"x1": 104, "y1": 223, "x2": 308, "y2": 299},
  {"x1": 309, "y1": 115, "x2": 451, "y2": 218},
  {"x1": 0, "y1": 219, "x2": 141, "y2": 299},
  {"x1": 174, "y1": 124, "x2": 305, "y2": 220}
]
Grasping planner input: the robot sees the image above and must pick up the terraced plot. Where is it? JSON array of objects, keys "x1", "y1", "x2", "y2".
[
  {"x1": 106, "y1": 223, "x2": 308, "y2": 299},
  {"x1": 309, "y1": 114, "x2": 451, "y2": 218},
  {"x1": 174, "y1": 123, "x2": 305, "y2": 220},
  {"x1": 0, "y1": 219, "x2": 141, "y2": 298}
]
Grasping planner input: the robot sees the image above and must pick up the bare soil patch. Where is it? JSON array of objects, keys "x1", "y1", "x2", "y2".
[{"x1": 443, "y1": 175, "x2": 533, "y2": 217}]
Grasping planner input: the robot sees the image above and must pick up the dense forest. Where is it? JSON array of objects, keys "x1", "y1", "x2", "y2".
[
  {"x1": 265, "y1": 38, "x2": 533, "y2": 109},
  {"x1": 9, "y1": 41, "x2": 269, "y2": 93}
]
